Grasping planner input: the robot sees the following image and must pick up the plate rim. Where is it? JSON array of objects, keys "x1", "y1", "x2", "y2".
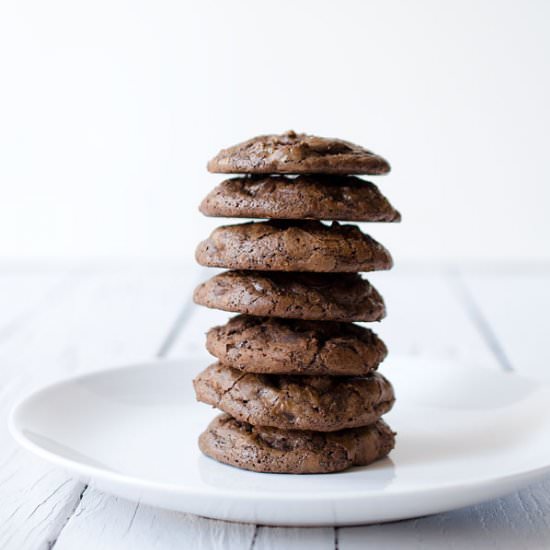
[{"x1": 9, "y1": 357, "x2": 550, "y2": 505}]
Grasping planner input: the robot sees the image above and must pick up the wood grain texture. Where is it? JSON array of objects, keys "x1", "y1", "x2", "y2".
[
  {"x1": 0, "y1": 269, "x2": 80, "y2": 550},
  {"x1": 0, "y1": 266, "x2": 194, "y2": 550},
  {"x1": 252, "y1": 527, "x2": 335, "y2": 550},
  {"x1": 54, "y1": 488, "x2": 255, "y2": 550},
  {"x1": 339, "y1": 480, "x2": 550, "y2": 550}
]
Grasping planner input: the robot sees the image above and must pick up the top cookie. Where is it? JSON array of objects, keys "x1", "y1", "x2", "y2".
[
  {"x1": 207, "y1": 131, "x2": 390, "y2": 175},
  {"x1": 199, "y1": 175, "x2": 401, "y2": 222}
]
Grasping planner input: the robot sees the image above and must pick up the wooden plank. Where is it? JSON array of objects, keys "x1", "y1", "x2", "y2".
[
  {"x1": 367, "y1": 267, "x2": 500, "y2": 368},
  {"x1": 168, "y1": 271, "x2": 229, "y2": 358},
  {"x1": 0, "y1": 265, "x2": 195, "y2": 550},
  {"x1": 0, "y1": 268, "x2": 76, "y2": 550},
  {"x1": 52, "y1": 267, "x2": 257, "y2": 550},
  {"x1": 54, "y1": 488, "x2": 255, "y2": 550},
  {"x1": 339, "y1": 268, "x2": 550, "y2": 549},
  {"x1": 339, "y1": 479, "x2": 550, "y2": 550},
  {"x1": 460, "y1": 268, "x2": 550, "y2": 380},
  {"x1": 0, "y1": 268, "x2": 71, "y2": 337},
  {"x1": 253, "y1": 527, "x2": 335, "y2": 550}
]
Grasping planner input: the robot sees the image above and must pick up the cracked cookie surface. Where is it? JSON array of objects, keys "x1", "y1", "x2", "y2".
[
  {"x1": 199, "y1": 413, "x2": 396, "y2": 473},
  {"x1": 206, "y1": 315, "x2": 387, "y2": 376},
  {"x1": 195, "y1": 220, "x2": 393, "y2": 273},
  {"x1": 199, "y1": 175, "x2": 400, "y2": 222},
  {"x1": 207, "y1": 130, "x2": 390, "y2": 175},
  {"x1": 193, "y1": 363, "x2": 395, "y2": 432},
  {"x1": 193, "y1": 271, "x2": 386, "y2": 322}
]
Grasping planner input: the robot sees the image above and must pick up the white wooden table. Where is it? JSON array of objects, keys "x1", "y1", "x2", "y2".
[{"x1": 1, "y1": 262, "x2": 549, "y2": 550}]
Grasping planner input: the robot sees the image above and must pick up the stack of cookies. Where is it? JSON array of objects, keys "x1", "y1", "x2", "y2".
[{"x1": 193, "y1": 131, "x2": 400, "y2": 474}]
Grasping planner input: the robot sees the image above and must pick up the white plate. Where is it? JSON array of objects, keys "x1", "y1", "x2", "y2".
[{"x1": 9, "y1": 356, "x2": 550, "y2": 526}]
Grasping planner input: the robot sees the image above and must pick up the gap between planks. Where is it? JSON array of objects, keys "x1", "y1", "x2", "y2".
[{"x1": 447, "y1": 268, "x2": 514, "y2": 372}]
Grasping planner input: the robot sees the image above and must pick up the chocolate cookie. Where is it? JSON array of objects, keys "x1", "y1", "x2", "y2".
[
  {"x1": 206, "y1": 315, "x2": 387, "y2": 376},
  {"x1": 207, "y1": 130, "x2": 390, "y2": 175},
  {"x1": 193, "y1": 271, "x2": 386, "y2": 322},
  {"x1": 199, "y1": 413, "x2": 395, "y2": 474},
  {"x1": 199, "y1": 175, "x2": 401, "y2": 222},
  {"x1": 195, "y1": 220, "x2": 393, "y2": 273},
  {"x1": 194, "y1": 363, "x2": 395, "y2": 431}
]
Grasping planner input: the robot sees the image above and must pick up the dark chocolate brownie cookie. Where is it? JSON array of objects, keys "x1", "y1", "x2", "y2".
[
  {"x1": 193, "y1": 271, "x2": 386, "y2": 322},
  {"x1": 199, "y1": 413, "x2": 396, "y2": 474},
  {"x1": 194, "y1": 363, "x2": 395, "y2": 431},
  {"x1": 206, "y1": 315, "x2": 387, "y2": 376},
  {"x1": 195, "y1": 220, "x2": 393, "y2": 273},
  {"x1": 200, "y1": 175, "x2": 401, "y2": 222},
  {"x1": 207, "y1": 130, "x2": 390, "y2": 175}
]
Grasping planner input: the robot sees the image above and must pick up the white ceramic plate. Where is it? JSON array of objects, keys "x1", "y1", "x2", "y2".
[{"x1": 9, "y1": 356, "x2": 550, "y2": 526}]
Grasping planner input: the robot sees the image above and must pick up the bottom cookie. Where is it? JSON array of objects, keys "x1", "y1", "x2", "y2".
[{"x1": 199, "y1": 413, "x2": 396, "y2": 474}]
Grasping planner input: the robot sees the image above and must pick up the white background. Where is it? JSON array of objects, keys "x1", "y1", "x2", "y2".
[{"x1": 0, "y1": 0, "x2": 548, "y2": 263}]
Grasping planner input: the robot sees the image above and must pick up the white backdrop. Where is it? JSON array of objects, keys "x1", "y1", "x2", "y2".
[{"x1": 1, "y1": 0, "x2": 549, "y2": 262}]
